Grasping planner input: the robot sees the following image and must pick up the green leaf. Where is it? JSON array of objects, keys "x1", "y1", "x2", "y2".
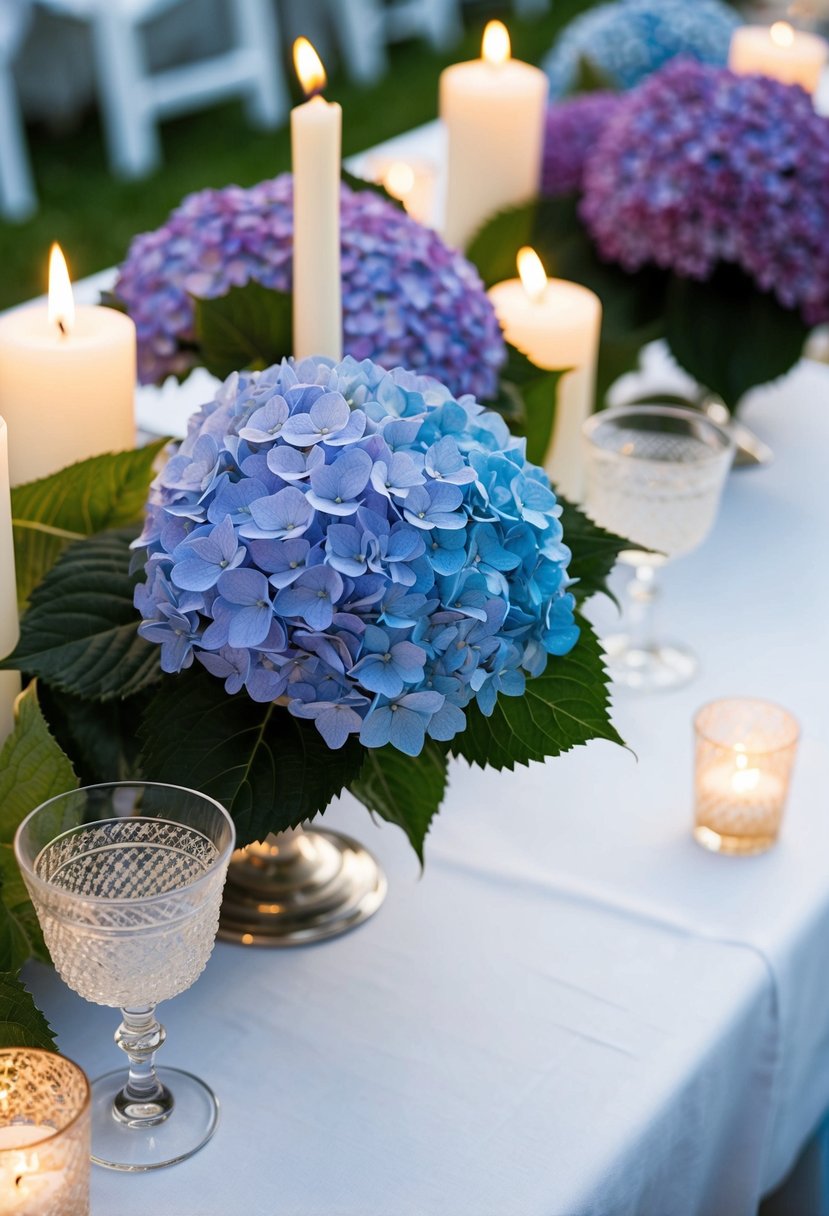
[
  {"x1": 11, "y1": 442, "x2": 167, "y2": 608},
  {"x1": 341, "y1": 167, "x2": 406, "y2": 211},
  {"x1": 351, "y1": 741, "x2": 448, "y2": 864},
  {"x1": 2, "y1": 529, "x2": 160, "y2": 702},
  {"x1": 0, "y1": 682, "x2": 78, "y2": 970},
  {"x1": 558, "y1": 497, "x2": 628, "y2": 605},
  {"x1": 139, "y1": 665, "x2": 365, "y2": 846},
  {"x1": 38, "y1": 684, "x2": 152, "y2": 785},
  {"x1": 193, "y1": 282, "x2": 293, "y2": 380},
  {"x1": 451, "y1": 616, "x2": 623, "y2": 771},
  {"x1": 468, "y1": 197, "x2": 668, "y2": 411},
  {"x1": 0, "y1": 973, "x2": 57, "y2": 1051},
  {"x1": 665, "y1": 264, "x2": 807, "y2": 412}
]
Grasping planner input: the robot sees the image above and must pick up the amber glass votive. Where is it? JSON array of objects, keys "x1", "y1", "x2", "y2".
[
  {"x1": 694, "y1": 698, "x2": 799, "y2": 855},
  {"x1": 0, "y1": 1049, "x2": 90, "y2": 1216}
]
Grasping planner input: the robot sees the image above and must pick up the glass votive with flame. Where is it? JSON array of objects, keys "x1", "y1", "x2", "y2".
[
  {"x1": 693, "y1": 698, "x2": 799, "y2": 855},
  {"x1": 0, "y1": 1049, "x2": 90, "y2": 1215}
]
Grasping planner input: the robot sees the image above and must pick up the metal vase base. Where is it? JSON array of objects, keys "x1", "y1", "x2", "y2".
[{"x1": 217, "y1": 827, "x2": 387, "y2": 947}]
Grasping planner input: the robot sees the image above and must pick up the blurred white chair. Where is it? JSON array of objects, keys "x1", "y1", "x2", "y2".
[
  {"x1": 0, "y1": 0, "x2": 36, "y2": 221},
  {"x1": 38, "y1": 0, "x2": 288, "y2": 177},
  {"x1": 330, "y1": 0, "x2": 462, "y2": 85}
]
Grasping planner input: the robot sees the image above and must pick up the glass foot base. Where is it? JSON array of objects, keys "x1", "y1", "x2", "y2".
[
  {"x1": 218, "y1": 829, "x2": 387, "y2": 947},
  {"x1": 604, "y1": 634, "x2": 698, "y2": 692},
  {"x1": 91, "y1": 1067, "x2": 218, "y2": 1171},
  {"x1": 693, "y1": 823, "x2": 778, "y2": 856}
]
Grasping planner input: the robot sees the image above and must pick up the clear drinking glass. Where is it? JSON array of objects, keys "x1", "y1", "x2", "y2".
[
  {"x1": 14, "y1": 782, "x2": 235, "y2": 1173},
  {"x1": 583, "y1": 404, "x2": 735, "y2": 691}
]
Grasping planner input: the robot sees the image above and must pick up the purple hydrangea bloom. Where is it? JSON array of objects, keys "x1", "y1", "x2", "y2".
[
  {"x1": 134, "y1": 356, "x2": 579, "y2": 756},
  {"x1": 580, "y1": 59, "x2": 829, "y2": 326},
  {"x1": 541, "y1": 93, "x2": 623, "y2": 197},
  {"x1": 115, "y1": 176, "x2": 506, "y2": 400}
]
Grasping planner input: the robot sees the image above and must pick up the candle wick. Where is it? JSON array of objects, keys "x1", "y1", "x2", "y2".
[{"x1": 57, "y1": 319, "x2": 67, "y2": 338}]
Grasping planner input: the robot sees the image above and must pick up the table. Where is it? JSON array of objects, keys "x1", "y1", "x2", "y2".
[{"x1": 17, "y1": 128, "x2": 829, "y2": 1216}]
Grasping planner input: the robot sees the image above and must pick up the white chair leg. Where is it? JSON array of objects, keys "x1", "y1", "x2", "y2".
[
  {"x1": 0, "y1": 62, "x2": 36, "y2": 221},
  {"x1": 420, "y1": 0, "x2": 462, "y2": 50},
  {"x1": 233, "y1": 0, "x2": 288, "y2": 128},
  {"x1": 89, "y1": 6, "x2": 159, "y2": 178},
  {"x1": 328, "y1": 0, "x2": 387, "y2": 86}
]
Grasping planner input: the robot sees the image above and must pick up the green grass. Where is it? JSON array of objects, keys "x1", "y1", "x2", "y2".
[{"x1": 0, "y1": 0, "x2": 595, "y2": 309}]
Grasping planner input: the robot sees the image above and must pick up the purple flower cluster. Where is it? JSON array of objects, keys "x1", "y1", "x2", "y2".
[
  {"x1": 134, "y1": 356, "x2": 578, "y2": 756},
  {"x1": 580, "y1": 59, "x2": 829, "y2": 325},
  {"x1": 114, "y1": 175, "x2": 506, "y2": 399},
  {"x1": 541, "y1": 93, "x2": 623, "y2": 197}
]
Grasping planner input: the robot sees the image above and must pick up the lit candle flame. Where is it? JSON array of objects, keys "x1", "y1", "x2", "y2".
[
  {"x1": 293, "y1": 37, "x2": 327, "y2": 96},
  {"x1": 383, "y1": 162, "x2": 416, "y2": 201},
  {"x1": 732, "y1": 766, "x2": 761, "y2": 795},
  {"x1": 517, "y1": 246, "x2": 548, "y2": 304},
  {"x1": 770, "y1": 21, "x2": 795, "y2": 48},
  {"x1": 482, "y1": 20, "x2": 510, "y2": 66},
  {"x1": 47, "y1": 243, "x2": 74, "y2": 337}
]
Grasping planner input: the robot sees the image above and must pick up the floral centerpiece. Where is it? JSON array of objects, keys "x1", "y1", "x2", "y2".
[{"x1": 469, "y1": 58, "x2": 828, "y2": 415}]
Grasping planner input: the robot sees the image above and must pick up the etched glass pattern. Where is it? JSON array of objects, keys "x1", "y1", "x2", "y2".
[{"x1": 31, "y1": 818, "x2": 222, "y2": 1007}]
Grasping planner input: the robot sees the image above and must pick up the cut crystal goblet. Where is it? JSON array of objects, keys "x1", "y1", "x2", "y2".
[
  {"x1": 583, "y1": 404, "x2": 735, "y2": 691},
  {"x1": 14, "y1": 782, "x2": 235, "y2": 1172}
]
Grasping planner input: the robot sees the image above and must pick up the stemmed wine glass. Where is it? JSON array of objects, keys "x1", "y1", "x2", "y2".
[
  {"x1": 15, "y1": 782, "x2": 235, "y2": 1172},
  {"x1": 582, "y1": 404, "x2": 735, "y2": 691}
]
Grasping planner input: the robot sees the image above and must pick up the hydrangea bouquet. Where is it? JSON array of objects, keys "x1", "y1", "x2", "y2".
[
  {"x1": 469, "y1": 58, "x2": 826, "y2": 416},
  {"x1": 134, "y1": 356, "x2": 579, "y2": 760}
]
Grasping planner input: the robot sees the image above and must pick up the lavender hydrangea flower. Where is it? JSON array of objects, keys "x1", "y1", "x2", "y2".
[
  {"x1": 134, "y1": 356, "x2": 579, "y2": 756},
  {"x1": 115, "y1": 177, "x2": 505, "y2": 400},
  {"x1": 580, "y1": 59, "x2": 829, "y2": 326},
  {"x1": 541, "y1": 93, "x2": 623, "y2": 197},
  {"x1": 543, "y1": 0, "x2": 740, "y2": 98}
]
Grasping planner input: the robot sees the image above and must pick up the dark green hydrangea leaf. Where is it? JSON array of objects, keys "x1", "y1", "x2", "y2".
[
  {"x1": 0, "y1": 973, "x2": 57, "y2": 1051},
  {"x1": 139, "y1": 665, "x2": 365, "y2": 846},
  {"x1": 351, "y1": 741, "x2": 448, "y2": 864}
]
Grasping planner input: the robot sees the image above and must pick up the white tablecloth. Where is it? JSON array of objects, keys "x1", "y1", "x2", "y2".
[{"x1": 17, "y1": 127, "x2": 829, "y2": 1216}]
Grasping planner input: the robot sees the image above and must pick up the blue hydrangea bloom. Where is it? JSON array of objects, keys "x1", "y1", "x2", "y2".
[
  {"x1": 134, "y1": 357, "x2": 579, "y2": 756},
  {"x1": 114, "y1": 176, "x2": 506, "y2": 401},
  {"x1": 543, "y1": 0, "x2": 740, "y2": 98}
]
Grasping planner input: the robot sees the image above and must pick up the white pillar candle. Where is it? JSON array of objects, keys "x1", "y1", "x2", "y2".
[
  {"x1": 0, "y1": 1125, "x2": 62, "y2": 1214},
  {"x1": 440, "y1": 21, "x2": 548, "y2": 251},
  {"x1": 0, "y1": 416, "x2": 20, "y2": 745},
  {"x1": 0, "y1": 245, "x2": 135, "y2": 487},
  {"x1": 488, "y1": 248, "x2": 601, "y2": 502},
  {"x1": 291, "y1": 39, "x2": 343, "y2": 362},
  {"x1": 728, "y1": 22, "x2": 828, "y2": 94}
]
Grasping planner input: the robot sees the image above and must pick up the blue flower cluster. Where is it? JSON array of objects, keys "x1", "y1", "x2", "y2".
[
  {"x1": 543, "y1": 0, "x2": 740, "y2": 98},
  {"x1": 134, "y1": 357, "x2": 579, "y2": 756}
]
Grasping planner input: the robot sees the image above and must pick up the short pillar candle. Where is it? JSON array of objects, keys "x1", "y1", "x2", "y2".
[{"x1": 728, "y1": 21, "x2": 828, "y2": 94}]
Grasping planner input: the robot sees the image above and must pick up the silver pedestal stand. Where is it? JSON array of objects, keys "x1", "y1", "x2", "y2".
[{"x1": 218, "y1": 826, "x2": 387, "y2": 947}]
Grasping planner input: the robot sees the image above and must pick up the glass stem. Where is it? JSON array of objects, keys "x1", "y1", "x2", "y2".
[
  {"x1": 625, "y1": 562, "x2": 660, "y2": 654},
  {"x1": 113, "y1": 1005, "x2": 174, "y2": 1127}
]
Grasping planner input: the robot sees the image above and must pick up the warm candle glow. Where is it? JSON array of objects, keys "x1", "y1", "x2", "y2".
[
  {"x1": 482, "y1": 20, "x2": 510, "y2": 66},
  {"x1": 47, "y1": 243, "x2": 74, "y2": 337},
  {"x1": 383, "y1": 161, "x2": 416, "y2": 200},
  {"x1": 770, "y1": 21, "x2": 795, "y2": 48},
  {"x1": 517, "y1": 246, "x2": 548, "y2": 304},
  {"x1": 293, "y1": 37, "x2": 327, "y2": 96}
]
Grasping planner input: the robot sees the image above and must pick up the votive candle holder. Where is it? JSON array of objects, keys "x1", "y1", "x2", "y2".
[
  {"x1": 693, "y1": 697, "x2": 799, "y2": 855},
  {"x1": 0, "y1": 1048, "x2": 90, "y2": 1216}
]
